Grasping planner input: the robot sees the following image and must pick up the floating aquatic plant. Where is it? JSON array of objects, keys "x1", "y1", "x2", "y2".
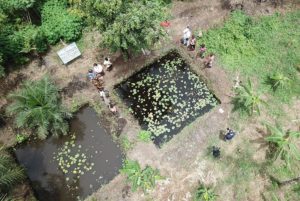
[
  {"x1": 117, "y1": 53, "x2": 218, "y2": 145},
  {"x1": 53, "y1": 134, "x2": 94, "y2": 183}
]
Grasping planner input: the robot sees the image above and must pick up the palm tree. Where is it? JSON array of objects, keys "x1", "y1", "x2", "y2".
[
  {"x1": 7, "y1": 77, "x2": 71, "y2": 140},
  {"x1": 264, "y1": 122, "x2": 300, "y2": 168},
  {"x1": 232, "y1": 79, "x2": 266, "y2": 115},
  {"x1": 0, "y1": 147, "x2": 24, "y2": 194},
  {"x1": 194, "y1": 185, "x2": 217, "y2": 201}
]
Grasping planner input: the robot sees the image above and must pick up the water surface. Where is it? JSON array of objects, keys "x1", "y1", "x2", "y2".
[{"x1": 15, "y1": 107, "x2": 123, "y2": 201}]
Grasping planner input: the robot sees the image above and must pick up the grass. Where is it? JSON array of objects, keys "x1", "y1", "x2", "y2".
[{"x1": 200, "y1": 11, "x2": 300, "y2": 106}]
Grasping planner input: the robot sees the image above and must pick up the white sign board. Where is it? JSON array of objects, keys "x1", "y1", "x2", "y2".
[{"x1": 57, "y1": 42, "x2": 81, "y2": 64}]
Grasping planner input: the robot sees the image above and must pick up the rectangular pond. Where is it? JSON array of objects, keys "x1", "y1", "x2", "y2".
[
  {"x1": 14, "y1": 107, "x2": 123, "y2": 201},
  {"x1": 116, "y1": 51, "x2": 219, "y2": 147}
]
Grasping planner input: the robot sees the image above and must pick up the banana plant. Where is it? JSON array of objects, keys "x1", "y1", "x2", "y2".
[
  {"x1": 233, "y1": 79, "x2": 266, "y2": 115},
  {"x1": 264, "y1": 122, "x2": 300, "y2": 168}
]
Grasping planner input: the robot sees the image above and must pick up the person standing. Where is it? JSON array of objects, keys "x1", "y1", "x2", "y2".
[
  {"x1": 87, "y1": 69, "x2": 96, "y2": 80},
  {"x1": 93, "y1": 63, "x2": 104, "y2": 76},
  {"x1": 189, "y1": 35, "x2": 196, "y2": 51},
  {"x1": 204, "y1": 53, "x2": 215, "y2": 68},
  {"x1": 183, "y1": 26, "x2": 191, "y2": 46},
  {"x1": 103, "y1": 57, "x2": 112, "y2": 71},
  {"x1": 199, "y1": 44, "x2": 206, "y2": 58}
]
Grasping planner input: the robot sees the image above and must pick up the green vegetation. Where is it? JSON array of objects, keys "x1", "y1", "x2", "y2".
[
  {"x1": 120, "y1": 160, "x2": 162, "y2": 193},
  {"x1": 41, "y1": 0, "x2": 84, "y2": 44},
  {"x1": 137, "y1": 130, "x2": 152, "y2": 142},
  {"x1": 120, "y1": 136, "x2": 134, "y2": 151},
  {"x1": 7, "y1": 77, "x2": 71, "y2": 140},
  {"x1": 0, "y1": 147, "x2": 24, "y2": 196},
  {"x1": 85, "y1": 0, "x2": 167, "y2": 57},
  {"x1": 193, "y1": 185, "x2": 217, "y2": 201},
  {"x1": 15, "y1": 133, "x2": 28, "y2": 144},
  {"x1": 0, "y1": 0, "x2": 84, "y2": 75},
  {"x1": 264, "y1": 122, "x2": 300, "y2": 168},
  {"x1": 200, "y1": 11, "x2": 300, "y2": 104},
  {"x1": 232, "y1": 79, "x2": 266, "y2": 115}
]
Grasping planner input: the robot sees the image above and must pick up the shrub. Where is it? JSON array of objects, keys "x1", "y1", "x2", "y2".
[
  {"x1": 193, "y1": 185, "x2": 217, "y2": 201},
  {"x1": 10, "y1": 25, "x2": 48, "y2": 54},
  {"x1": 137, "y1": 130, "x2": 152, "y2": 142},
  {"x1": 41, "y1": 0, "x2": 84, "y2": 44},
  {"x1": 7, "y1": 77, "x2": 72, "y2": 140},
  {"x1": 120, "y1": 160, "x2": 162, "y2": 193},
  {"x1": 120, "y1": 136, "x2": 134, "y2": 151},
  {"x1": 266, "y1": 71, "x2": 291, "y2": 92},
  {"x1": 0, "y1": 147, "x2": 24, "y2": 194}
]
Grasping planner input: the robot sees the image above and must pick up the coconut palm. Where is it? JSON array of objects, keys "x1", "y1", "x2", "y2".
[
  {"x1": 232, "y1": 79, "x2": 266, "y2": 115},
  {"x1": 194, "y1": 185, "x2": 217, "y2": 201},
  {"x1": 0, "y1": 147, "x2": 24, "y2": 194},
  {"x1": 7, "y1": 77, "x2": 71, "y2": 140},
  {"x1": 264, "y1": 122, "x2": 300, "y2": 168}
]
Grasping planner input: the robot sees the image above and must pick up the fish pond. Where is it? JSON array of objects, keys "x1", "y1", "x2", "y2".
[
  {"x1": 14, "y1": 107, "x2": 123, "y2": 201},
  {"x1": 116, "y1": 51, "x2": 219, "y2": 147}
]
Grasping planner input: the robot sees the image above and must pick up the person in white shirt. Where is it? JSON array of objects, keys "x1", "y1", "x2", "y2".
[
  {"x1": 103, "y1": 57, "x2": 112, "y2": 71},
  {"x1": 93, "y1": 63, "x2": 104, "y2": 75},
  {"x1": 183, "y1": 26, "x2": 191, "y2": 46}
]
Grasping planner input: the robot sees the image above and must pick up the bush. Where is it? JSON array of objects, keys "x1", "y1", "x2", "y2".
[
  {"x1": 193, "y1": 185, "x2": 217, "y2": 201},
  {"x1": 120, "y1": 160, "x2": 162, "y2": 193},
  {"x1": 10, "y1": 25, "x2": 48, "y2": 54},
  {"x1": 7, "y1": 77, "x2": 72, "y2": 140},
  {"x1": 41, "y1": 0, "x2": 84, "y2": 44},
  {"x1": 137, "y1": 130, "x2": 152, "y2": 142}
]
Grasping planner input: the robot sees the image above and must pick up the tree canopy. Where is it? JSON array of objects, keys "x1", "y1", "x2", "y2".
[
  {"x1": 7, "y1": 77, "x2": 72, "y2": 140},
  {"x1": 85, "y1": 0, "x2": 168, "y2": 57}
]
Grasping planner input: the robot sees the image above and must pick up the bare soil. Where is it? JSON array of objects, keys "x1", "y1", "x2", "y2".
[{"x1": 0, "y1": 0, "x2": 299, "y2": 201}]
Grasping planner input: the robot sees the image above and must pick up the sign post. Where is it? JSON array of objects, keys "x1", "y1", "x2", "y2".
[{"x1": 57, "y1": 42, "x2": 81, "y2": 65}]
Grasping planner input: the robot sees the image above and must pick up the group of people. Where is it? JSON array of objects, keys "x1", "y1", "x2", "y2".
[
  {"x1": 212, "y1": 128, "x2": 237, "y2": 158},
  {"x1": 182, "y1": 26, "x2": 215, "y2": 68},
  {"x1": 87, "y1": 57, "x2": 117, "y2": 115}
]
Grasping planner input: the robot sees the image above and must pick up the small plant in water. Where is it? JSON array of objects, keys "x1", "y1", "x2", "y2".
[
  {"x1": 193, "y1": 185, "x2": 217, "y2": 201},
  {"x1": 120, "y1": 160, "x2": 163, "y2": 193},
  {"x1": 137, "y1": 130, "x2": 152, "y2": 142}
]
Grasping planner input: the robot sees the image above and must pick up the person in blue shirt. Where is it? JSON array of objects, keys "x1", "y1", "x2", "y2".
[
  {"x1": 87, "y1": 69, "x2": 96, "y2": 80},
  {"x1": 224, "y1": 128, "x2": 236, "y2": 141}
]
